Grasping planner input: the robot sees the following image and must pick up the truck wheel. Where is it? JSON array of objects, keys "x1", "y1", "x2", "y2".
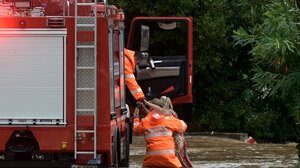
[
  {"x1": 112, "y1": 126, "x2": 119, "y2": 167},
  {"x1": 120, "y1": 123, "x2": 130, "y2": 167}
]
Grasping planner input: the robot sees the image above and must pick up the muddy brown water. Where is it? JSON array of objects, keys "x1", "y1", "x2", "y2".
[{"x1": 129, "y1": 135, "x2": 298, "y2": 168}]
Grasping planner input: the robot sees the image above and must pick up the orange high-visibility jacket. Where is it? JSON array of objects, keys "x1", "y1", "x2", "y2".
[
  {"x1": 134, "y1": 111, "x2": 187, "y2": 168},
  {"x1": 124, "y1": 48, "x2": 145, "y2": 101}
]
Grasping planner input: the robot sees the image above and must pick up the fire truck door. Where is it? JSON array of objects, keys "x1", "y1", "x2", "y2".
[
  {"x1": 136, "y1": 55, "x2": 187, "y2": 100},
  {"x1": 127, "y1": 17, "x2": 193, "y2": 103}
]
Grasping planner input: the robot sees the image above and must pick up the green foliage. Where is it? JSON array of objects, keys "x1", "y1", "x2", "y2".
[
  {"x1": 244, "y1": 106, "x2": 278, "y2": 139},
  {"x1": 234, "y1": 0, "x2": 300, "y2": 141}
]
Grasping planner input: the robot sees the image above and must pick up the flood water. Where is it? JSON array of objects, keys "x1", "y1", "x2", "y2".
[{"x1": 129, "y1": 135, "x2": 298, "y2": 168}]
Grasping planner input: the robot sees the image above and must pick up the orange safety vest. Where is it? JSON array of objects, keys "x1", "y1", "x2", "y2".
[
  {"x1": 124, "y1": 48, "x2": 145, "y2": 101},
  {"x1": 134, "y1": 111, "x2": 187, "y2": 168}
]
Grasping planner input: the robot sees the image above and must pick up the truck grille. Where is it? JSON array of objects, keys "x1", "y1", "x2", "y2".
[{"x1": 47, "y1": 17, "x2": 65, "y2": 28}]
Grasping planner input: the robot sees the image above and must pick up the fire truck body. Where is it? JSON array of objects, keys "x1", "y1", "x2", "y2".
[
  {"x1": 0, "y1": 1, "x2": 128, "y2": 167},
  {"x1": 0, "y1": 0, "x2": 193, "y2": 167}
]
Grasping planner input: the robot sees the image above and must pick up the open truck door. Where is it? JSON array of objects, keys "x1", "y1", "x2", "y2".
[{"x1": 127, "y1": 17, "x2": 193, "y2": 120}]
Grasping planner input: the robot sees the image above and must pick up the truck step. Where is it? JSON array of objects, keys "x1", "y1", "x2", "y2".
[
  {"x1": 76, "y1": 151, "x2": 95, "y2": 155},
  {"x1": 77, "y1": 2, "x2": 95, "y2": 6},
  {"x1": 76, "y1": 88, "x2": 95, "y2": 91},
  {"x1": 76, "y1": 109, "x2": 94, "y2": 111},
  {"x1": 76, "y1": 66, "x2": 95, "y2": 70},
  {"x1": 77, "y1": 45, "x2": 95, "y2": 49},
  {"x1": 77, "y1": 130, "x2": 95, "y2": 133},
  {"x1": 77, "y1": 24, "x2": 95, "y2": 27}
]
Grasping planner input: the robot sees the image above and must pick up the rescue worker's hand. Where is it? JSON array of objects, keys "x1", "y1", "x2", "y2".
[
  {"x1": 133, "y1": 108, "x2": 139, "y2": 119},
  {"x1": 135, "y1": 100, "x2": 150, "y2": 119},
  {"x1": 136, "y1": 101, "x2": 144, "y2": 109}
]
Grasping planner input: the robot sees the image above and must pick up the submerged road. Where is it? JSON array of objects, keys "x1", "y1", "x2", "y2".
[{"x1": 129, "y1": 135, "x2": 298, "y2": 168}]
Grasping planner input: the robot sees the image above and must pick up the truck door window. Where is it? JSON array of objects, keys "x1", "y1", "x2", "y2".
[
  {"x1": 130, "y1": 20, "x2": 188, "y2": 57},
  {"x1": 127, "y1": 19, "x2": 190, "y2": 101}
]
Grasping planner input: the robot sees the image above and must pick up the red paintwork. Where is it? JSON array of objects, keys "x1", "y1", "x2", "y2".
[{"x1": 0, "y1": 16, "x2": 125, "y2": 165}]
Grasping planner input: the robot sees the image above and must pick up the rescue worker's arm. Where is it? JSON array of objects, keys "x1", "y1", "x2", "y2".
[
  {"x1": 133, "y1": 118, "x2": 144, "y2": 135},
  {"x1": 124, "y1": 57, "x2": 145, "y2": 101},
  {"x1": 144, "y1": 100, "x2": 172, "y2": 116},
  {"x1": 167, "y1": 117, "x2": 187, "y2": 133}
]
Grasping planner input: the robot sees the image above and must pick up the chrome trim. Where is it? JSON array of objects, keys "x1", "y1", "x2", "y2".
[{"x1": 108, "y1": 20, "x2": 115, "y2": 116}]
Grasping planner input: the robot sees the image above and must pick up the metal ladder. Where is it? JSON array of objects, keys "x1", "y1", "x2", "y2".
[{"x1": 74, "y1": 0, "x2": 104, "y2": 160}]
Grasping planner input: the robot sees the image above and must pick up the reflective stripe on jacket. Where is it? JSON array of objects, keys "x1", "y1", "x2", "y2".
[
  {"x1": 124, "y1": 48, "x2": 145, "y2": 101},
  {"x1": 133, "y1": 111, "x2": 187, "y2": 168}
]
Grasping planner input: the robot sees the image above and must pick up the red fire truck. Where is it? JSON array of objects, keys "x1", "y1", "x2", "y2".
[{"x1": 0, "y1": 0, "x2": 193, "y2": 167}]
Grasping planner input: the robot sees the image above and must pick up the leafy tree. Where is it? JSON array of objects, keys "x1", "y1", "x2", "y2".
[
  {"x1": 184, "y1": 0, "x2": 281, "y2": 139},
  {"x1": 234, "y1": 0, "x2": 300, "y2": 141}
]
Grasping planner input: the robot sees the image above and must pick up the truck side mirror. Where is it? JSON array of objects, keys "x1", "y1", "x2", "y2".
[{"x1": 140, "y1": 25, "x2": 149, "y2": 52}]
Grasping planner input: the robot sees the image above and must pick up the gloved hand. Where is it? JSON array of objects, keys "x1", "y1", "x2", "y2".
[
  {"x1": 136, "y1": 101, "x2": 144, "y2": 109},
  {"x1": 133, "y1": 108, "x2": 139, "y2": 119},
  {"x1": 135, "y1": 99, "x2": 150, "y2": 119},
  {"x1": 133, "y1": 100, "x2": 144, "y2": 119}
]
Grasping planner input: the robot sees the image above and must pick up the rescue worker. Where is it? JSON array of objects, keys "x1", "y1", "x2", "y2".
[
  {"x1": 133, "y1": 100, "x2": 187, "y2": 168},
  {"x1": 124, "y1": 48, "x2": 145, "y2": 102}
]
